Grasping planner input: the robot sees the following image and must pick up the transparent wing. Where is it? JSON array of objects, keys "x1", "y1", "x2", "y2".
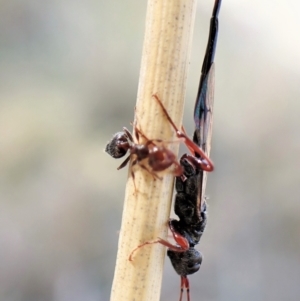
[
  {"x1": 193, "y1": 0, "x2": 221, "y2": 213},
  {"x1": 193, "y1": 63, "x2": 215, "y2": 211},
  {"x1": 200, "y1": 63, "x2": 215, "y2": 205}
]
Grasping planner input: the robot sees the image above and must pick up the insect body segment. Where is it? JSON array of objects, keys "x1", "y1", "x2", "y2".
[{"x1": 167, "y1": 156, "x2": 208, "y2": 301}]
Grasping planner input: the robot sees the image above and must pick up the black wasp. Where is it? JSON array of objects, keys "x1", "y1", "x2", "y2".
[{"x1": 129, "y1": 0, "x2": 221, "y2": 300}]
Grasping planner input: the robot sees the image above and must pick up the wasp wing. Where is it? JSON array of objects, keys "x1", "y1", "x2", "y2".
[{"x1": 193, "y1": 63, "x2": 215, "y2": 212}]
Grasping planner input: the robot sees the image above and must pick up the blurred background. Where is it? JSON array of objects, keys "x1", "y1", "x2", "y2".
[{"x1": 1, "y1": 0, "x2": 300, "y2": 300}]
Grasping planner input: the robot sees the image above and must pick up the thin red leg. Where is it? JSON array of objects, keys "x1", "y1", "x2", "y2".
[
  {"x1": 130, "y1": 170, "x2": 137, "y2": 194},
  {"x1": 135, "y1": 126, "x2": 179, "y2": 147},
  {"x1": 179, "y1": 277, "x2": 184, "y2": 301},
  {"x1": 176, "y1": 132, "x2": 214, "y2": 171},
  {"x1": 134, "y1": 116, "x2": 186, "y2": 176},
  {"x1": 181, "y1": 126, "x2": 195, "y2": 155},
  {"x1": 130, "y1": 159, "x2": 138, "y2": 193},
  {"x1": 173, "y1": 161, "x2": 184, "y2": 176},
  {"x1": 130, "y1": 160, "x2": 160, "y2": 192},
  {"x1": 128, "y1": 220, "x2": 189, "y2": 261},
  {"x1": 134, "y1": 125, "x2": 173, "y2": 147},
  {"x1": 132, "y1": 156, "x2": 161, "y2": 185},
  {"x1": 168, "y1": 220, "x2": 189, "y2": 251},
  {"x1": 139, "y1": 163, "x2": 162, "y2": 180},
  {"x1": 135, "y1": 125, "x2": 183, "y2": 147},
  {"x1": 129, "y1": 239, "x2": 161, "y2": 261},
  {"x1": 129, "y1": 235, "x2": 189, "y2": 261},
  {"x1": 134, "y1": 126, "x2": 152, "y2": 143},
  {"x1": 180, "y1": 276, "x2": 190, "y2": 301},
  {"x1": 152, "y1": 94, "x2": 214, "y2": 172},
  {"x1": 123, "y1": 127, "x2": 134, "y2": 142}
]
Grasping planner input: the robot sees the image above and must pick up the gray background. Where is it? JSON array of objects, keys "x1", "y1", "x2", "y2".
[{"x1": 1, "y1": 0, "x2": 300, "y2": 301}]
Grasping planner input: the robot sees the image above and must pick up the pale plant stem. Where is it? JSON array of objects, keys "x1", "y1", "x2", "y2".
[{"x1": 110, "y1": 0, "x2": 198, "y2": 300}]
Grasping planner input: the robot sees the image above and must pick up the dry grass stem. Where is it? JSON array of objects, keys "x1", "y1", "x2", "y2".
[{"x1": 110, "y1": 0, "x2": 198, "y2": 300}]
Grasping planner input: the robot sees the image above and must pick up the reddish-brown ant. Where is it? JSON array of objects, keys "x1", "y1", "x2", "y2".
[
  {"x1": 105, "y1": 95, "x2": 213, "y2": 182},
  {"x1": 105, "y1": 122, "x2": 183, "y2": 180}
]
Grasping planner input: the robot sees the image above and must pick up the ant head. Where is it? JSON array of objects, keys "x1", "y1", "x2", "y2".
[{"x1": 105, "y1": 131, "x2": 129, "y2": 158}]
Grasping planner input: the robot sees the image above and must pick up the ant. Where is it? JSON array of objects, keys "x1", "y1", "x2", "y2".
[
  {"x1": 105, "y1": 96, "x2": 213, "y2": 182},
  {"x1": 105, "y1": 125, "x2": 183, "y2": 180},
  {"x1": 129, "y1": 0, "x2": 222, "y2": 300}
]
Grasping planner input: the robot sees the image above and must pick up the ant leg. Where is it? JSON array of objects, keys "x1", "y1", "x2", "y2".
[
  {"x1": 181, "y1": 153, "x2": 213, "y2": 173},
  {"x1": 152, "y1": 94, "x2": 214, "y2": 172},
  {"x1": 128, "y1": 236, "x2": 188, "y2": 261},
  {"x1": 129, "y1": 166, "x2": 137, "y2": 193},
  {"x1": 181, "y1": 126, "x2": 195, "y2": 155},
  {"x1": 152, "y1": 93, "x2": 179, "y2": 133},
  {"x1": 128, "y1": 219, "x2": 189, "y2": 261},
  {"x1": 131, "y1": 117, "x2": 150, "y2": 143},
  {"x1": 122, "y1": 127, "x2": 133, "y2": 141},
  {"x1": 134, "y1": 126, "x2": 160, "y2": 148},
  {"x1": 129, "y1": 159, "x2": 160, "y2": 193},
  {"x1": 139, "y1": 163, "x2": 162, "y2": 180},
  {"x1": 132, "y1": 107, "x2": 142, "y2": 142},
  {"x1": 133, "y1": 116, "x2": 183, "y2": 163},
  {"x1": 134, "y1": 126, "x2": 141, "y2": 142},
  {"x1": 131, "y1": 170, "x2": 137, "y2": 195},
  {"x1": 129, "y1": 239, "x2": 162, "y2": 261},
  {"x1": 176, "y1": 132, "x2": 214, "y2": 171},
  {"x1": 134, "y1": 118, "x2": 179, "y2": 146},
  {"x1": 117, "y1": 155, "x2": 131, "y2": 170},
  {"x1": 130, "y1": 159, "x2": 138, "y2": 192},
  {"x1": 134, "y1": 126, "x2": 150, "y2": 142},
  {"x1": 171, "y1": 160, "x2": 184, "y2": 177}
]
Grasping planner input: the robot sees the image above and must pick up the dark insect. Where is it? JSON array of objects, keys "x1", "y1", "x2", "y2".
[{"x1": 129, "y1": 0, "x2": 222, "y2": 300}]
